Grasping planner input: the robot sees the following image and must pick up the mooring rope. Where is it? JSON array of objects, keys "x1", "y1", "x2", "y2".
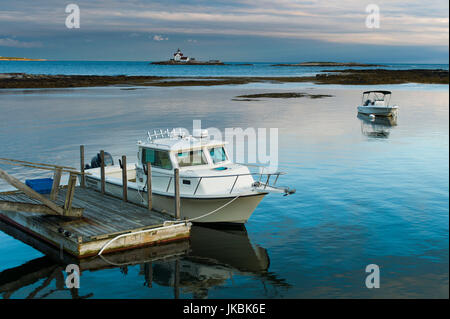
[
  {"x1": 97, "y1": 193, "x2": 241, "y2": 256},
  {"x1": 183, "y1": 194, "x2": 241, "y2": 222}
]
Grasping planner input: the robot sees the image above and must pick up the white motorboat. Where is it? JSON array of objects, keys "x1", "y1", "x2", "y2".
[
  {"x1": 357, "y1": 90, "x2": 398, "y2": 117},
  {"x1": 83, "y1": 129, "x2": 295, "y2": 224}
]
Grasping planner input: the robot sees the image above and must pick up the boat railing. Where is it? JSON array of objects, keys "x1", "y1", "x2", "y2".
[
  {"x1": 145, "y1": 129, "x2": 186, "y2": 142},
  {"x1": 148, "y1": 170, "x2": 287, "y2": 195}
]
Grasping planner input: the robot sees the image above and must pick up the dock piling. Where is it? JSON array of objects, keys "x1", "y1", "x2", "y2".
[
  {"x1": 100, "y1": 150, "x2": 105, "y2": 194},
  {"x1": 122, "y1": 155, "x2": 127, "y2": 202},
  {"x1": 174, "y1": 168, "x2": 180, "y2": 219},
  {"x1": 80, "y1": 145, "x2": 85, "y2": 188},
  {"x1": 147, "y1": 162, "x2": 152, "y2": 211}
]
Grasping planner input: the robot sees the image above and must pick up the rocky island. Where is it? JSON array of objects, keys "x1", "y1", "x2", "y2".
[
  {"x1": 232, "y1": 92, "x2": 334, "y2": 101},
  {"x1": 272, "y1": 61, "x2": 383, "y2": 67},
  {"x1": 0, "y1": 56, "x2": 46, "y2": 61},
  {"x1": 150, "y1": 48, "x2": 225, "y2": 65}
]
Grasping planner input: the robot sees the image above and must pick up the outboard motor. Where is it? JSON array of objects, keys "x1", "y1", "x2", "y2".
[{"x1": 85, "y1": 151, "x2": 114, "y2": 169}]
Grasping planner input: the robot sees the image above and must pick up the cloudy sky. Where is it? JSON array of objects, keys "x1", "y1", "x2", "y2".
[{"x1": 0, "y1": 0, "x2": 448, "y2": 62}]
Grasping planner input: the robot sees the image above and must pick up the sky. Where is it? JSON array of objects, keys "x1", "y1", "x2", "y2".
[{"x1": 0, "y1": 0, "x2": 448, "y2": 63}]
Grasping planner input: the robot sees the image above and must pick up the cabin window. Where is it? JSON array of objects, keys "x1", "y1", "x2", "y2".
[
  {"x1": 176, "y1": 150, "x2": 207, "y2": 167},
  {"x1": 142, "y1": 148, "x2": 172, "y2": 170},
  {"x1": 209, "y1": 147, "x2": 227, "y2": 164}
]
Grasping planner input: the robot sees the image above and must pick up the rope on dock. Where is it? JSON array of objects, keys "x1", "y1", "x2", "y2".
[
  {"x1": 97, "y1": 194, "x2": 241, "y2": 256},
  {"x1": 97, "y1": 223, "x2": 186, "y2": 256}
]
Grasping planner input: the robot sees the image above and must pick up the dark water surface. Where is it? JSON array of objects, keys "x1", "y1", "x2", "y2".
[{"x1": 0, "y1": 85, "x2": 448, "y2": 298}]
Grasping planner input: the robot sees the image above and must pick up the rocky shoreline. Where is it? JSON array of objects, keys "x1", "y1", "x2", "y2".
[
  {"x1": 0, "y1": 69, "x2": 447, "y2": 89},
  {"x1": 0, "y1": 56, "x2": 46, "y2": 61},
  {"x1": 316, "y1": 68, "x2": 449, "y2": 85},
  {"x1": 272, "y1": 62, "x2": 384, "y2": 67},
  {"x1": 232, "y1": 92, "x2": 334, "y2": 101},
  {"x1": 150, "y1": 60, "x2": 225, "y2": 65}
]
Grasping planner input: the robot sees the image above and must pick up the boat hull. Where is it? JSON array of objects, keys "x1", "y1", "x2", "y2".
[
  {"x1": 357, "y1": 105, "x2": 398, "y2": 117},
  {"x1": 84, "y1": 175, "x2": 266, "y2": 224}
]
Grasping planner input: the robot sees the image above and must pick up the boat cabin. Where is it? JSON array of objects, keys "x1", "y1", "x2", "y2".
[
  {"x1": 362, "y1": 90, "x2": 392, "y2": 106},
  {"x1": 135, "y1": 129, "x2": 255, "y2": 196},
  {"x1": 137, "y1": 130, "x2": 230, "y2": 172}
]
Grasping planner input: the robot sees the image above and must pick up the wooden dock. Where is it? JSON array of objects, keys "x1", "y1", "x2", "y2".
[
  {"x1": 0, "y1": 218, "x2": 188, "y2": 298},
  {"x1": 0, "y1": 186, "x2": 191, "y2": 258}
]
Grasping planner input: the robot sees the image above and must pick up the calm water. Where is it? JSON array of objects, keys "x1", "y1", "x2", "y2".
[
  {"x1": 0, "y1": 84, "x2": 448, "y2": 298},
  {"x1": 0, "y1": 61, "x2": 448, "y2": 77}
]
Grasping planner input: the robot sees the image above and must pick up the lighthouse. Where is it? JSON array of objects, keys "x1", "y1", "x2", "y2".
[{"x1": 173, "y1": 49, "x2": 190, "y2": 62}]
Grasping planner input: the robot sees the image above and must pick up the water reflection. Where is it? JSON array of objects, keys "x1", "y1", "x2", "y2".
[
  {"x1": 0, "y1": 221, "x2": 288, "y2": 299},
  {"x1": 357, "y1": 113, "x2": 398, "y2": 138},
  {"x1": 153, "y1": 225, "x2": 290, "y2": 298}
]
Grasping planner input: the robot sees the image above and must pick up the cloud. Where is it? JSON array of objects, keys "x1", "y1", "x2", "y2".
[
  {"x1": 0, "y1": 38, "x2": 42, "y2": 48},
  {"x1": 78, "y1": 1, "x2": 447, "y2": 47},
  {"x1": 0, "y1": 0, "x2": 447, "y2": 54},
  {"x1": 152, "y1": 34, "x2": 168, "y2": 41}
]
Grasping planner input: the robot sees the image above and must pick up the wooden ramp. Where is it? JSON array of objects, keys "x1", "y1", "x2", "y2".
[{"x1": 0, "y1": 187, "x2": 191, "y2": 258}]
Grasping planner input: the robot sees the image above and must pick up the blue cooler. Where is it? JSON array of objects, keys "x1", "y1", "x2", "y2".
[{"x1": 25, "y1": 178, "x2": 54, "y2": 194}]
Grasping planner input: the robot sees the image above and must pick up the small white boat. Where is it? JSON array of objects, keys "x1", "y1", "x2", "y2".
[
  {"x1": 357, "y1": 90, "x2": 398, "y2": 117},
  {"x1": 83, "y1": 129, "x2": 295, "y2": 224}
]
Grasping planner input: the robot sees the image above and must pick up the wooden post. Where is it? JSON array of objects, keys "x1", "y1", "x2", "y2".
[
  {"x1": 50, "y1": 168, "x2": 62, "y2": 201},
  {"x1": 122, "y1": 155, "x2": 127, "y2": 202},
  {"x1": 80, "y1": 145, "x2": 85, "y2": 188},
  {"x1": 174, "y1": 168, "x2": 180, "y2": 219},
  {"x1": 100, "y1": 150, "x2": 105, "y2": 194},
  {"x1": 64, "y1": 173, "x2": 77, "y2": 216},
  {"x1": 146, "y1": 162, "x2": 152, "y2": 211}
]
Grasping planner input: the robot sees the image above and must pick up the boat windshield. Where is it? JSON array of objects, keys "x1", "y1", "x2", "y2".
[
  {"x1": 142, "y1": 148, "x2": 173, "y2": 170},
  {"x1": 209, "y1": 146, "x2": 227, "y2": 164},
  {"x1": 176, "y1": 150, "x2": 208, "y2": 167}
]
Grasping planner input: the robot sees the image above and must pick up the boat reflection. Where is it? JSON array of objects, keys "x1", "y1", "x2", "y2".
[
  {"x1": 357, "y1": 112, "x2": 398, "y2": 138},
  {"x1": 152, "y1": 225, "x2": 289, "y2": 298},
  {"x1": 0, "y1": 221, "x2": 288, "y2": 299}
]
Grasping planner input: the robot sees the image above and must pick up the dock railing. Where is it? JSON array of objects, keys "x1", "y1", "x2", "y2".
[{"x1": 0, "y1": 157, "x2": 86, "y2": 217}]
